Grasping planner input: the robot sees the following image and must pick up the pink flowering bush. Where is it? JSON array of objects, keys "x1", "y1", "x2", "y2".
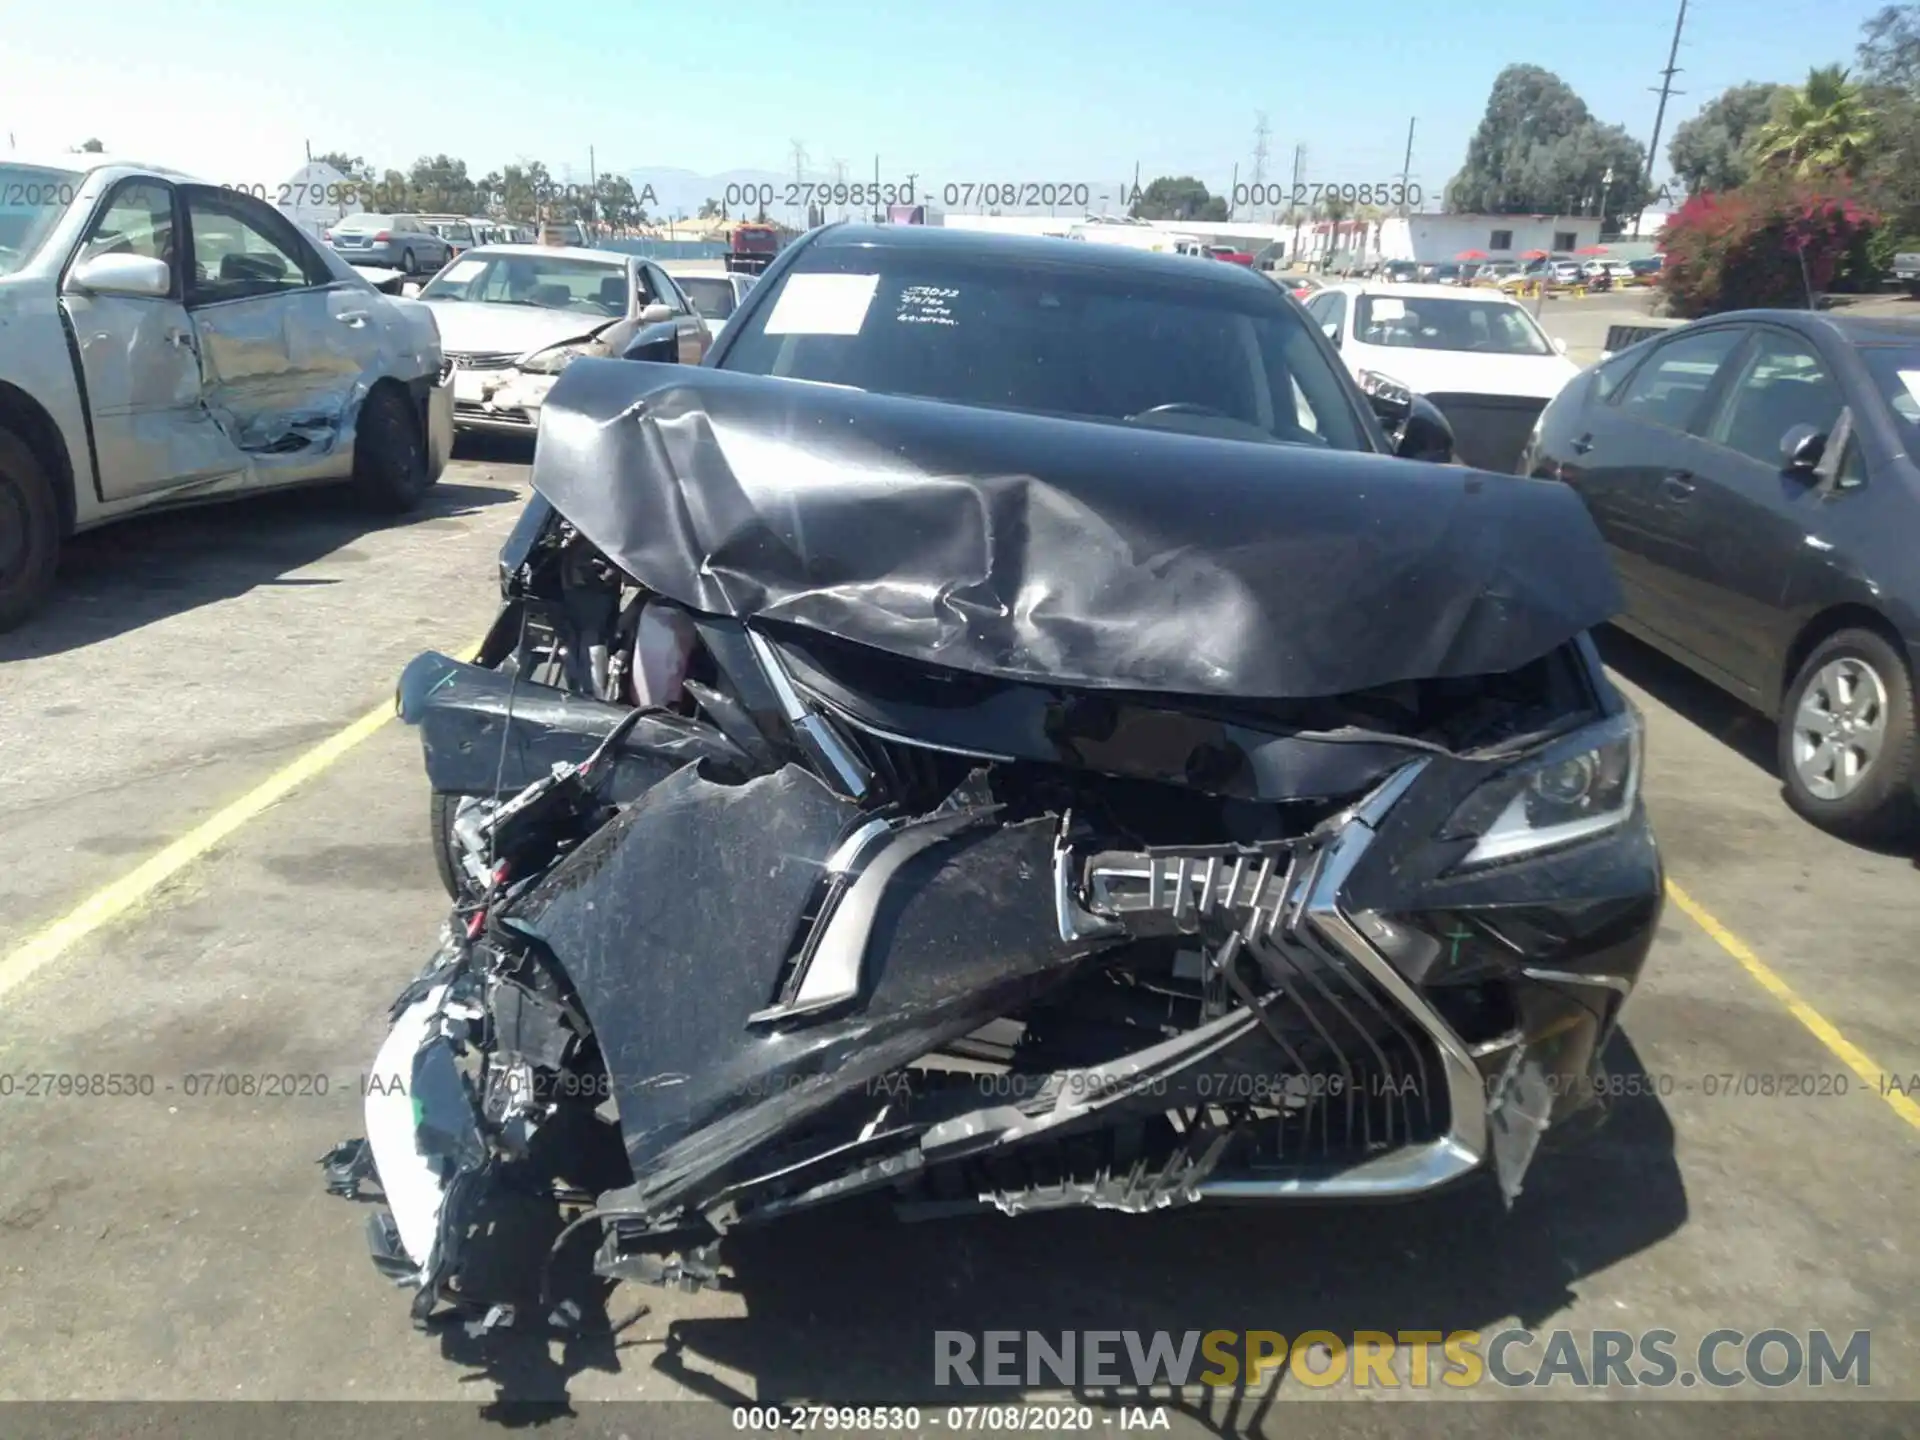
[{"x1": 1657, "y1": 180, "x2": 1879, "y2": 316}]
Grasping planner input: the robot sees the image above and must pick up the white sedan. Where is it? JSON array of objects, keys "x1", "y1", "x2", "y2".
[
  {"x1": 0, "y1": 153, "x2": 454, "y2": 631},
  {"x1": 661, "y1": 265, "x2": 756, "y2": 340},
  {"x1": 1302, "y1": 282, "x2": 1580, "y2": 473},
  {"x1": 414, "y1": 245, "x2": 710, "y2": 434}
]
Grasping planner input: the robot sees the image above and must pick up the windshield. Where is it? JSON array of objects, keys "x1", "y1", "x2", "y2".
[
  {"x1": 419, "y1": 251, "x2": 630, "y2": 315},
  {"x1": 0, "y1": 164, "x2": 84, "y2": 276},
  {"x1": 720, "y1": 246, "x2": 1370, "y2": 451},
  {"x1": 1354, "y1": 294, "x2": 1554, "y2": 356},
  {"x1": 675, "y1": 275, "x2": 737, "y2": 320},
  {"x1": 1857, "y1": 345, "x2": 1920, "y2": 438}
]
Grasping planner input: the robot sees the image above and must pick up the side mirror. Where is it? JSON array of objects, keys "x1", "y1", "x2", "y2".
[
  {"x1": 640, "y1": 302, "x2": 675, "y2": 325},
  {"x1": 401, "y1": 282, "x2": 422, "y2": 298},
  {"x1": 66, "y1": 252, "x2": 171, "y2": 299},
  {"x1": 1781, "y1": 423, "x2": 1826, "y2": 473},
  {"x1": 1553, "y1": 336, "x2": 1569, "y2": 354},
  {"x1": 1395, "y1": 395, "x2": 1456, "y2": 464}
]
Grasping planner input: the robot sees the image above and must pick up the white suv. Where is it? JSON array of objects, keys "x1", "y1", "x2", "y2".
[{"x1": 0, "y1": 155, "x2": 455, "y2": 630}]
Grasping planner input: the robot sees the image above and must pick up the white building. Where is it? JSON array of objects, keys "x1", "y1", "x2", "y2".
[
  {"x1": 1373, "y1": 212, "x2": 1606, "y2": 264},
  {"x1": 933, "y1": 212, "x2": 1296, "y2": 260},
  {"x1": 1290, "y1": 212, "x2": 1609, "y2": 267}
]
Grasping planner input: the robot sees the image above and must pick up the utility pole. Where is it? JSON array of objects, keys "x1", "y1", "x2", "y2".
[
  {"x1": 588, "y1": 145, "x2": 597, "y2": 233},
  {"x1": 1397, "y1": 117, "x2": 1416, "y2": 215},
  {"x1": 831, "y1": 158, "x2": 847, "y2": 221},
  {"x1": 1288, "y1": 143, "x2": 1304, "y2": 264},
  {"x1": 1230, "y1": 163, "x2": 1239, "y2": 221},
  {"x1": 790, "y1": 138, "x2": 808, "y2": 230},
  {"x1": 1641, "y1": 0, "x2": 1688, "y2": 231},
  {"x1": 1251, "y1": 110, "x2": 1271, "y2": 220},
  {"x1": 304, "y1": 139, "x2": 312, "y2": 161}
]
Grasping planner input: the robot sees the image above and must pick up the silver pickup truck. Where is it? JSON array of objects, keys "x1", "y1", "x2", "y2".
[{"x1": 1895, "y1": 251, "x2": 1920, "y2": 297}]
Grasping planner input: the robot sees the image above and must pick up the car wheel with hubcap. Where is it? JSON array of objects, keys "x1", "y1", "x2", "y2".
[
  {"x1": 401, "y1": 248, "x2": 418, "y2": 275},
  {"x1": 352, "y1": 385, "x2": 433, "y2": 513},
  {"x1": 0, "y1": 427, "x2": 62, "y2": 633},
  {"x1": 1778, "y1": 627, "x2": 1917, "y2": 840}
]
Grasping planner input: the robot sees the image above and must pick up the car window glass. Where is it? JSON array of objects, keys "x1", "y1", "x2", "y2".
[
  {"x1": 424, "y1": 254, "x2": 630, "y2": 316},
  {"x1": 1317, "y1": 290, "x2": 1347, "y2": 335},
  {"x1": 1614, "y1": 328, "x2": 1745, "y2": 431},
  {"x1": 1590, "y1": 347, "x2": 1641, "y2": 402},
  {"x1": 721, "y1": 253, "x2": 1368, "y2": 451},
  {"x1": 649, "y1": 266, "x2": 686, "y2": 312},
  {"x1": 77, "y1": 180, "x2": 175, "y2": 275},
  {"x1": 1705, "y1": 330, "x2": 1844, "y2": 465},
  {"x1": 184, "y1": 190, "x2": 315, "y2": 303}
]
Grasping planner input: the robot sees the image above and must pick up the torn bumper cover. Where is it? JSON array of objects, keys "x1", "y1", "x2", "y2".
[{"x1": 330, "y1": 362, "x2": 1660, "y2": 1317}]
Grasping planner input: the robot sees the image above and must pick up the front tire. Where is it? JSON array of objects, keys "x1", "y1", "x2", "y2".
[
  {"x1": 1777, "y1": 627, "x2": 1918, "y2": 840},
  {"x1": 0, "y1": 427, "x2": 62, "y2": 633},
  {"x1": 352, "y1": 385, "x2": 432, "y2": 513},
  {"x1": 401, "y1": 248, "x2": 419, "y2": 275}
]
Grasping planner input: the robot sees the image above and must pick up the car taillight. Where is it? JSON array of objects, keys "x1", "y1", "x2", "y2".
[{"x1": 374, "y1": 231, "x2": 391, "y2": 242}]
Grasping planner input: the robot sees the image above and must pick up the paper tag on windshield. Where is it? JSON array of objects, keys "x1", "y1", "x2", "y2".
[
  {"x1": 438, "y1": 257, "x2": 485, "y2": 285},
  {"x1": 1369, "y1": 297, "x2": 1407, "y2": 320},
  {"x1": 764, "y1": 273, "x2": 879, "y2": 335},
  {"x1": 1899, "y1": 371, "x2": 1920, "y2": 408}
]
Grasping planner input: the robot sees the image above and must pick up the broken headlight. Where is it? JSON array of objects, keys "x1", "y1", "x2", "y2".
[
  {"x1": 1440, "y1": 708, "x2": 1642, "y2": 867},
  {"x1": 517, "y1": 339, "x2": 594, "y2": 375}
]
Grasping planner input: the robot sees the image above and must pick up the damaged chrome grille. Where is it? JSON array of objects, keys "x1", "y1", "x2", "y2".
[{"x1": 446, "y1": 350, "x2": 518, "y2": 370}]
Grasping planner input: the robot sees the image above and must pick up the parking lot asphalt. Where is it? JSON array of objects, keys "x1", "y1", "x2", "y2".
[{"x1": 1, "y1": 380, "x2": 1917, "y2": 1426}]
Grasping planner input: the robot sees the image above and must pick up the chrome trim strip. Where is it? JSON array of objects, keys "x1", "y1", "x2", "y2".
[
  {"x1": 1053, "y1": 824, "x2": 1124, "y2": 943},
  {"x1": 1197, "y1": 758, "x2": 1491, "y2": 1200},
  {"x1": 780, "y1": 812, "x2": 982, "y2": 1017},
  {"x1": 1520, "y1": 966, "x2": 1633, "y2": 996},
  {"x1": 805, "y1": 688, "x2": 1020, "y2": 762},
  {"x1": 745, "y1": 629, "x2": 871, "y2": 799}
]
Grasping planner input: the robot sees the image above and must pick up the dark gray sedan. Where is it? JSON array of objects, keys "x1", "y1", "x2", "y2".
[
  {"x1": 322, "y1": 213, "x2": 455, "y2": 275},
  {"x1": 1523, "y1": 309, "x2": 1920, "y2": 839}
]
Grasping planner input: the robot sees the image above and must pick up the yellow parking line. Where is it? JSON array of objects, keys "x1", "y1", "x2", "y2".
[
  {"x1": 0, "y1": 641, "x2": 481, "y2": 1004},
  {"x1": 1666, "y1": 879, "x2": 1920, "y2": 1132}
]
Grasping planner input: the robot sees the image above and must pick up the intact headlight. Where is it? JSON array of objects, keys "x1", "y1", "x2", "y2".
[
  {"x1": 516, "y1": 340, "x2": 592, "y2": 375},
  {"x1": 1440, "y1": 709, "x2": 1643, "y2": 867},
  {"x1": 1355, "y1": 368, "x2": 1413, "y2": 407}
]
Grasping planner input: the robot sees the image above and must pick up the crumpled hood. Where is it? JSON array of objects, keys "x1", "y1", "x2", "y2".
[
  {"x1": 422, "y1": 300, "x2": 603, "y2": 357},
  {"x1": 529, "y1": 358, "x2": 1624, "y2": 700}
]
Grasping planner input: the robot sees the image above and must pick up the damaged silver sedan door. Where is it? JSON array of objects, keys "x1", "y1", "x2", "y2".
[
  {"x1": 60, "y1": 177, "x2": 240, "y2": 500},
  {"x1": 177, "y1": 184, "x2": 376, "y2": 478}
]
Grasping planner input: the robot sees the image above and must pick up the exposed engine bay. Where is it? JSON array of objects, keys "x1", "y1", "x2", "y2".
[{"x1": 325, "y1": 361, "x2": 1663, "y2": 1329}]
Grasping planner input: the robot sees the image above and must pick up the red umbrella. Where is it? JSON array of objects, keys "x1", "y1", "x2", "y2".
[
  {"x1": 1519, "y1": 248, "x2": 1550, "y2": 260},
  {"x1": 1455, "y1": 248, "x2": 1490, "y2": 260},
  {"x1": 1575, "y1": 244, "x2": 1610, "y2": 255}
]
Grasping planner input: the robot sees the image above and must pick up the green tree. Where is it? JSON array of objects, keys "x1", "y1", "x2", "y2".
[
  {"x1": 698, "y1": 196, "x2": 725, "y2": 219},
  {"x1": 313, "y1": 151, "x2": 374, "y2": 182},
  {"x1": 1752, "y1": 66, "x2": 1877, "y2": 177},
  {"x1": 408, "y1": 154, "x2": 477, "y2": 214},
  {"x1": 1855, "y1": 6, "x2": 1920, "y2": 245},
  {"x1": 379, "y1": 168, "x2": 411, "y2": 210},
  {"x1": 76, "y1": 137, "x2": 105, "y2": 153},
  {"x1": 593, "y1": 174, "x2": 644, "y2": 229},
  {"x1": 1667, "y1": 83, "x2": 1793, "y2": 195},
  {"x1": 1446, "y1": 64, "x2": 1650, "y2": 227},
  {"x1": 1130, "y1": 175, "x2": 1229, "y2": 222}
]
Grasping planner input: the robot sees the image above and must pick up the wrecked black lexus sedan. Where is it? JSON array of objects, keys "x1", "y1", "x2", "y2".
[{"x1": 326, "y1": 226, "x2": 1662, "y2": 1327}]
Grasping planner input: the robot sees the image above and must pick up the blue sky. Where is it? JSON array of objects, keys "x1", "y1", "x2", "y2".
[{"x1": 1, "y1": 0, "x2": 1896, "y2": 203}]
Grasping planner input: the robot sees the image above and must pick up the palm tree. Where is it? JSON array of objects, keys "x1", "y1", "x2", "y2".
[{"x1": 1752, "y1": 65, "x2": 1877, "y2": 178}]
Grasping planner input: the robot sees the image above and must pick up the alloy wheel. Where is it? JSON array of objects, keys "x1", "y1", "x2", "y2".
[{"x1": 1791, "y1": 657, "x2": 1889, "y2": 800}]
